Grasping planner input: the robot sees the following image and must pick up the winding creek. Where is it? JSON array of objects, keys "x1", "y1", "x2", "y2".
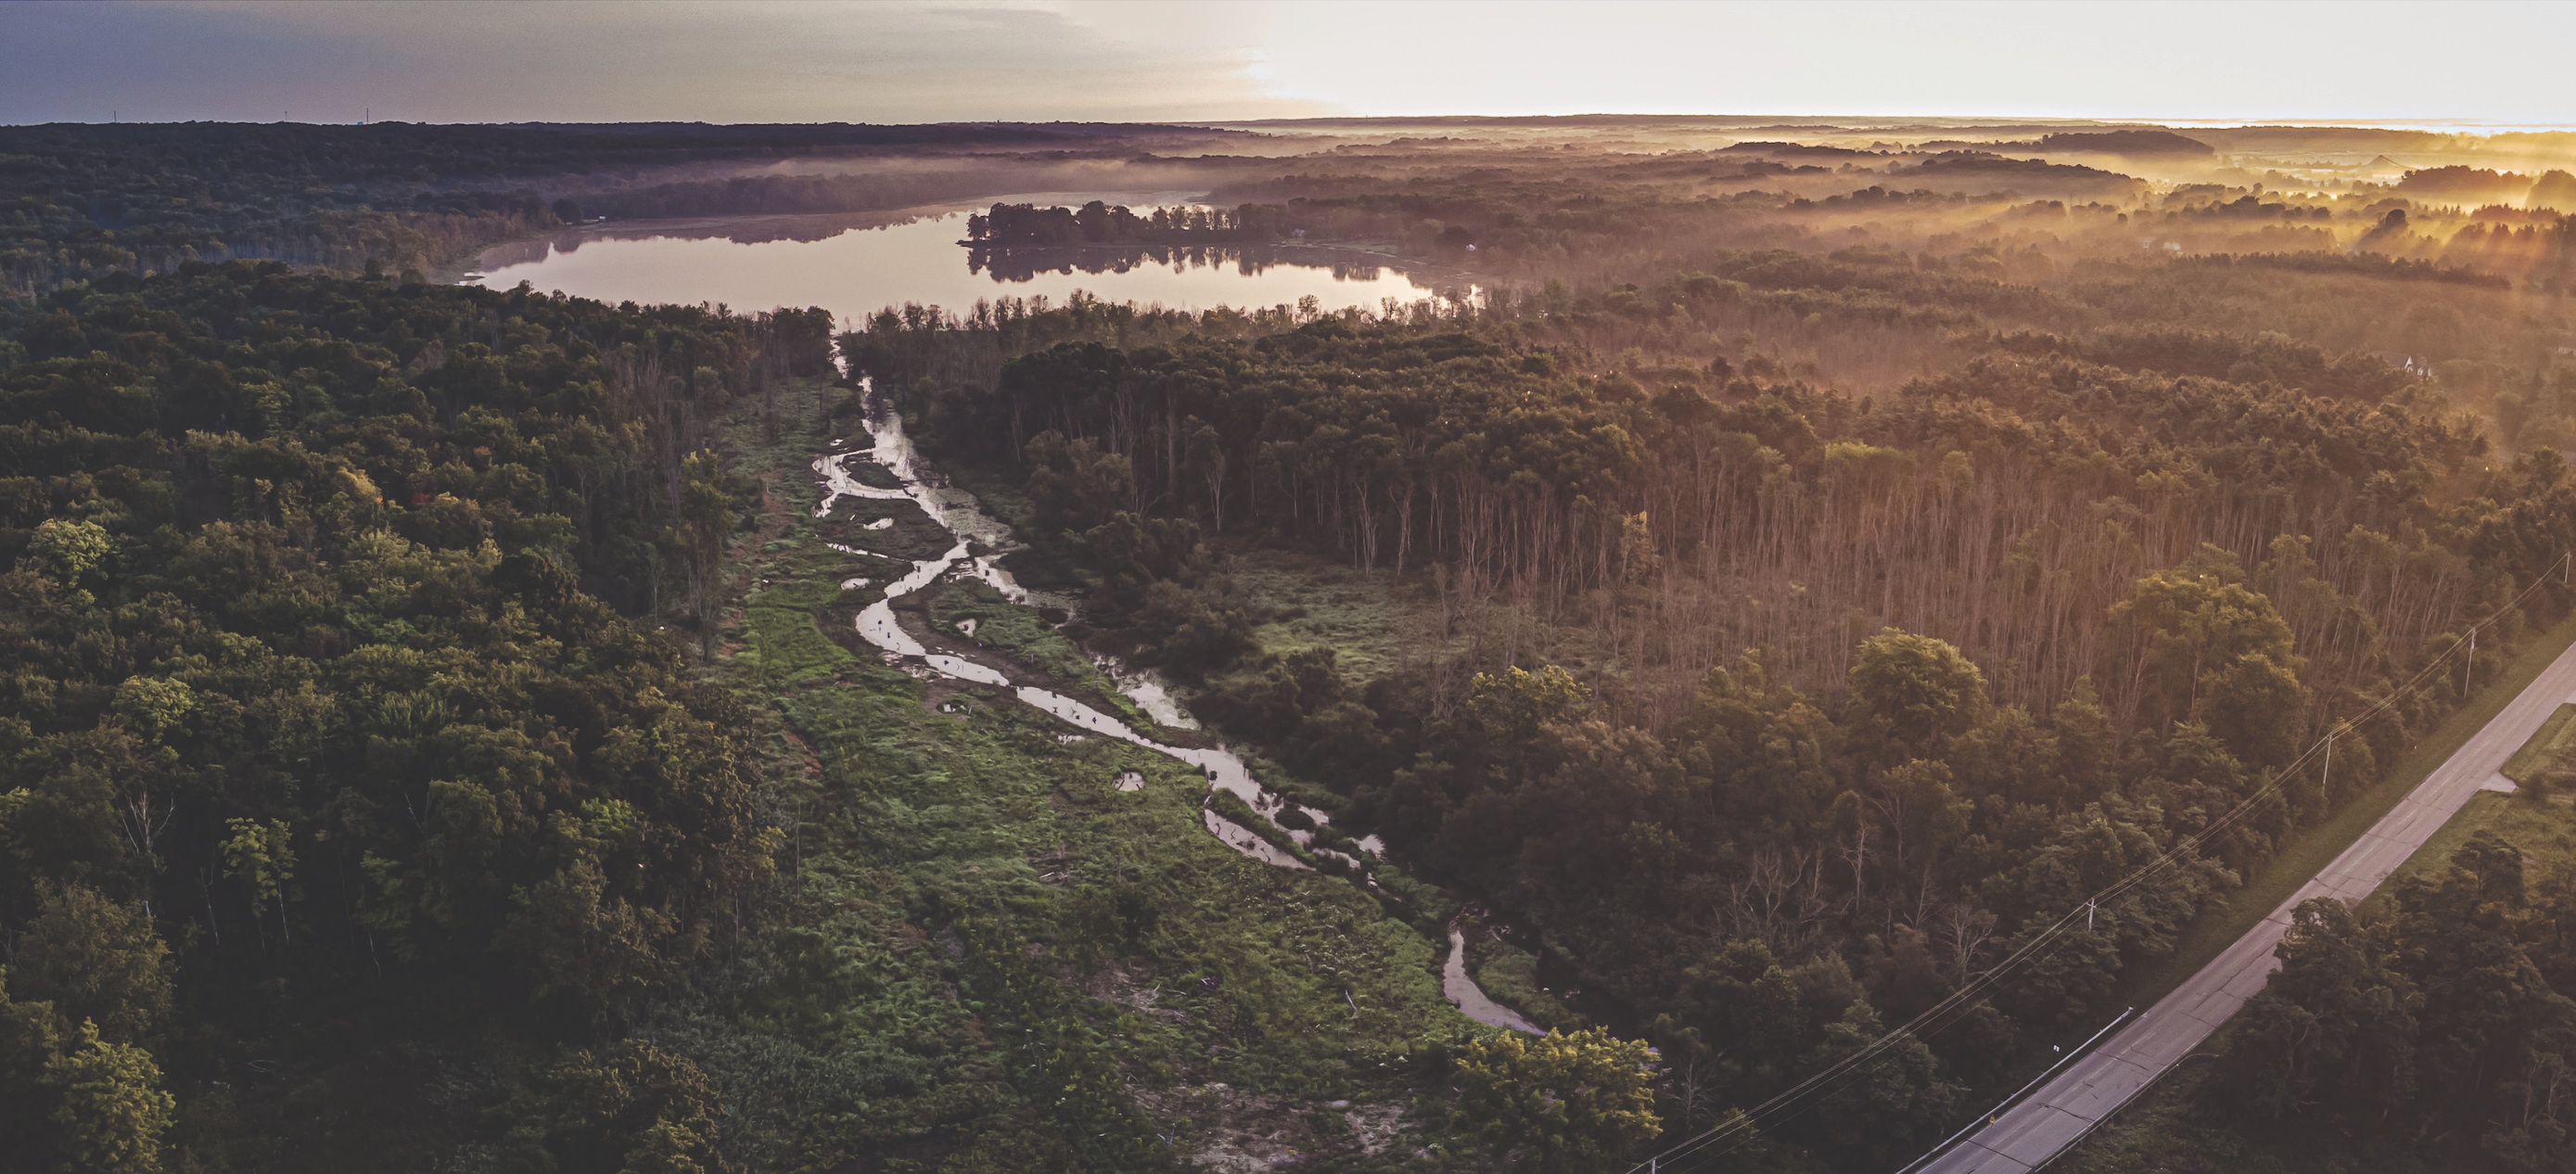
[
  {"x1": 813, "y1": 389, "x2": 1538, "y2": 1032},
  {"x1": 1446, "y1": 925, "x2": 1545, "y2": 1035}
]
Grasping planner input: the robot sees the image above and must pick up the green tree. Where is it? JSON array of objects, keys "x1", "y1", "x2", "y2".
[
  {"x1": 1845, "y1": 630, "x2": 1988, "y2": 764},
  {"x1": 1658, "y1": 939, "x2": 1804, "y2": 1094},
  {"x1": 671, "y1": 448, "x2": 734, "y2": 658},
  {"x1": 2118, "y1": 545, "x2": 2306, "y2": 750},
  {"x1": 1789, "y1": 1001, "x2": 1962, "y2": 1169},
  {"x1": 219, "y1": 817, "x2": 296, "y2": 948},
  {"x1": 9, "y1": 885, "x2": 172, "y2": 1044},
  {"x1": 2050, "y1": 677, "x2": 2115, "y2": 807},
  {"x1": 109, "y1": 677, "x2": 195, "y2": 747},
  {"x1": 1452, "y1": 1027, "x2": 1662, "y2": 1171},
  {"x1": 1876, "y1": 759, "x2": 1975, "y2": 897},
  {"x1": 2393, "y1": 832, "x2": 2557, "y2": 1129},
  {"x1": 1987, "y1": 803, "x2": 2233, "y2": 1029},
  {"x1": 1024, "y1": 429, "x2": 1135, "y2": 535},
  {"x1": 516, "y1": 855, "x2": 671, "y2": 1019},
  {"x1": 2196, "y1": 650, "x2": 2308, "y2": 770},
  {"x1": 47, "y1": 1019, "x2": 173, "y2": 1174},
  {"x1": 1468, "y1": 665, "x2": 1592, "y2": 783},
  {"x1": 26, "y1": 517, "x2": 110, "y2": 585},
  {"x1": 1952, "y1": 703, "x2": 2059, "y2": 810},
  {"x1": 1672, "y1": 652, "x2": 1835, "y2": 831},
  {"x1": 2158, "y1": 721, "x2": 2260, "y2": 861},
  {"x1": 2228, "y1": 896, "x2": 2420, "y2": 1118},
  {"x1": 499, "y1": 1040, "x2": 733, "y2": 1174},
  {"x1": 0, "y1": 969, "x2": 66, "y2": 1162}
]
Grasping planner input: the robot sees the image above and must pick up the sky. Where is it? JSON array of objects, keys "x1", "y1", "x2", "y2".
[{"x1": 5, "y1": 0, "x2": 2576, "y2": 128}]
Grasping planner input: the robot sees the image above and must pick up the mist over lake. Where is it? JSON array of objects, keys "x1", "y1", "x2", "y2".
[{"x1": 463, "y1": 197, "x2": 1461, "y2": 323}]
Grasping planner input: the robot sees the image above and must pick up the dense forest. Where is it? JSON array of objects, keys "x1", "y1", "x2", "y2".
[
  {"x1": 6, "y1": 116, "x2": 2576, "y2": 1173},
  {"x1": 2232, "y1": 832, "x2": 2576, "y2": 1163},
  {"x1": 0, "y1": 262, "x2": 850, "y2": 1170},
  {"x1": 843, "y1": 244, "x2": 2576, "y2": 1166},
  {"x1": 0, "y1": 262, "x2": 1596, "y2": 1174}
]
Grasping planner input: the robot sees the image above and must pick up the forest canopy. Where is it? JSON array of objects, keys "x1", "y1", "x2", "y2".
[
  {"x1": 6, "y1": 113, "x2": 2576, "y2": 1174},
  {"x1": 0, "y1": 261, "x2": 827, "y2": 1169}
]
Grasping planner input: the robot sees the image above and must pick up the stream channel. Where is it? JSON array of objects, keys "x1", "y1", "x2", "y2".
[{"x1": 814, "y1": 387, "x2": 1541, "y2": 1033}]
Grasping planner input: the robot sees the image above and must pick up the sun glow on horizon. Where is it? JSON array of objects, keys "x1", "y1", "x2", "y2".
[{"x1": 4, "y1": 0, "x2": 2574, "y2": 127}]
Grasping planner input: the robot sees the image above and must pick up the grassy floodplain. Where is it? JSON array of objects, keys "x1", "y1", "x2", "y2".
[{"x1": 686, "y1": 375, "x2": 1511, "y2": 1171}]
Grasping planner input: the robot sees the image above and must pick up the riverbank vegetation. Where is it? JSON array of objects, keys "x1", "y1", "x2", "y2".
[
  {"x1": 858, "y1": 293, "x2": 2576, "y2": 1160},
  {"x1": 0, "y1": 262, "x2": 1562, "y2": 1173}
]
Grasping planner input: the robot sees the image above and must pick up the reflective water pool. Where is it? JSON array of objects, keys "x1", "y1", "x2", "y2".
[{"x1": 462, "y1": 195, "x2": 1459, "y2": 324}]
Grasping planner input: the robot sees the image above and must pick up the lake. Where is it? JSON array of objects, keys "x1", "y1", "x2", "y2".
[{"x1": 460, "y1": 194, "x2": 1464, "y2": 327}]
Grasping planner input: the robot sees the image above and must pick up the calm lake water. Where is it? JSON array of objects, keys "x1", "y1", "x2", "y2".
[{"x1": 461, "y1": 194, "x2": 1460, "y2": 325}]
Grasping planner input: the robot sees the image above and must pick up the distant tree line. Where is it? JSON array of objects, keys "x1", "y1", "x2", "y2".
[
  {"x1": 0, "y1": 121, "x2": 1208, "y2": 297},
  {"x1": 966, "y1": 200, "x2": 1303, "y2": 247}
]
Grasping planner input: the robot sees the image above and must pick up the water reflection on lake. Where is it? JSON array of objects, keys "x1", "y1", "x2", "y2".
[{"x1": 462, "y1": 196, "x2": 1461, "y2": 322}]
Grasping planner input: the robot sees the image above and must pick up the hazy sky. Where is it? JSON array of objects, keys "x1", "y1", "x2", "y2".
[{"x1": 6, "y1": 0, "x2": 2574, "y2": 127}]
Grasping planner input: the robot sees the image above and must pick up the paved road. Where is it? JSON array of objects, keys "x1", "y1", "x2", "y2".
[{"x1": 1917, "y1": 636, "x2": 2576, "y2": 1173}]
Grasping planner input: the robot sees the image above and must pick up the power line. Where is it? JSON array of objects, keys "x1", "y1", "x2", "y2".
[{"x1": 1627, "y1": 551, "x2": 2572, "y2": 1174}]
